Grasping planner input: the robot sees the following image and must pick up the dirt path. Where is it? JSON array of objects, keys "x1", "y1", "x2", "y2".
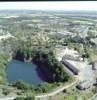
[
  {"x1": 0, "y1": 96, "x2": 17, "y2": 100},
  {"x1": 35, "y1": 80, "x2": 78, "y2": 100}
]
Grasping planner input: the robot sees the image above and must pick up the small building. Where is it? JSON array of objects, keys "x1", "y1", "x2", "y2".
[
  {"x1": 92, "y1": 61, "x2": 97, "y2": 70},
  {"x1": 76, "y1": 81, "x2": 90, "y2": 90},
  {"x1": 76, "y1": 80, "x2": 95, "y2": 90}
]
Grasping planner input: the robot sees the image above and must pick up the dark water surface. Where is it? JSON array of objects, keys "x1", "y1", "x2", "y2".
[{"x1": 6, "y1": 59, "x2": 45, "y2": 86}]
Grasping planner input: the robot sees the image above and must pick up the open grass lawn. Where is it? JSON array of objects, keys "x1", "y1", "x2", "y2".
[
  {"x1": 46, "y1": 83, "x2": 96, "y2": 100},
  {"x1": 63, "y1": 85, "x2": 95, "y2": 100},
  {"x1": 49, "y1": 92, "x2": 65, "y2": 100}
]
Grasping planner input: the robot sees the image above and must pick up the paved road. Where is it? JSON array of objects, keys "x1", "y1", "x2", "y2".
[{"x1": 35, "y1": 80, "x2": 77, "y2": 100}]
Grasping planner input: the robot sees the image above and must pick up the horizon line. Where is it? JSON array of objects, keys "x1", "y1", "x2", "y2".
[{"x1": 0, "y1": 9, "x2": 96, "y2": 12}]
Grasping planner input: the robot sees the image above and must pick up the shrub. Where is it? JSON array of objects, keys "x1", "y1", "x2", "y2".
[
  {"x1": 14, "y1": 97, "x2": 25, "y2": 100},
  {"x1": 25, "y1": 96, "x2": 35, "y2": 100},
  {"x1": 14, "y1": 96, "x2": 35, "y2": 100},
  {"x1": 2, "y1": 88, "x2": 10, "y2": 95},
  {"x1": 12, "y1": 80, "x2": 31, "y2": 90}
]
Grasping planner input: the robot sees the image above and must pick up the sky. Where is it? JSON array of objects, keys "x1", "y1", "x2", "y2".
[{"x1": 0, "y1": 1, "x2": 97, "y2": 11}]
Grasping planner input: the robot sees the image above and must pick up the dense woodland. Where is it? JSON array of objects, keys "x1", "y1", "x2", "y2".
[{"x1": 1, "y1": 33, "x2": 71, "y2": 85}]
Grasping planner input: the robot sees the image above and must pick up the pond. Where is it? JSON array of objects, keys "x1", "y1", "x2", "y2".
[{"x1": 6, "y1": 59, "x2": 45, "y2": 86}]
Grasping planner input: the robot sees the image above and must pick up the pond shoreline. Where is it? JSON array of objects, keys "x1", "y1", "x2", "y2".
[
  {"x1": 12, "y1": 53, "x2": 54, "y2": 82},
  {"x1": 6, "y1": 59, "x2": 47, "y2": 86}
]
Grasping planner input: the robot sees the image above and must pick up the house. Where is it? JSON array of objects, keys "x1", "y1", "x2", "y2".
[{"x1": 76, "y1": 80, "x2": 92, "y2": 90}]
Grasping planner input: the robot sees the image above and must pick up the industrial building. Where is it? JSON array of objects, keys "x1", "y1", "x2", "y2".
[{"x1": 61, "y1": 60, "x2": 79, "y2": 75}]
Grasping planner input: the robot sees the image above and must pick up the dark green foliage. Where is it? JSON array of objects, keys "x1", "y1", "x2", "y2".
[
  {"x1": 33, "y1": 50, "x2": 70, "y2": 82},
  {"x1": 2, "y1": 88, "x2": 10, "y2": 95},
  {"x1": 12, "y1": 80, "x2": 31, "y2": 90},
  {"x1": 34, "y1": 82, "x2": 57, "y2": 93},
  {"x1": 14, "y1": 96, "x2": 35, "y2": 100},
  {"x1": 47, "y1": 54, "x2": 70, "y2": 82},
  {"x1": 14, "y1": 97, "x2": 25, "y2": 100},
  {"x1": 25, "y1": 96, "x2": 35, "y2": 100}
]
